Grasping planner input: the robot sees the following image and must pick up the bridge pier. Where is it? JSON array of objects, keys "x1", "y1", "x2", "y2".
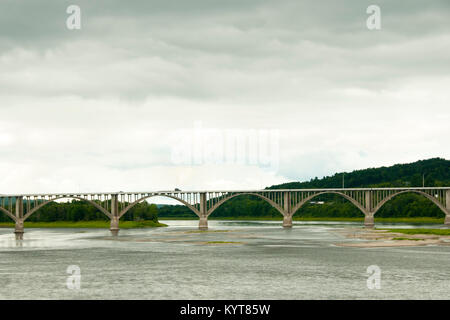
[
  {"x1": 364, "y1": 215, "x2": 374, "y2": 228},
  {"x1": 110, "y1": 194, "x2": 120, "y2": 236},
  {"x1": 110, "y1": 217, "x2": 119, "y2": 236},
  {"x1": 14, "y1": 196, "x2": 24, "y2": 240},
  {"x1": 198, "y1": 192, "x2": 208, "y2": 230},
  {"x1": 283, "y1": 215, "x2": 293, "y2": 228},
  {"x1": 282, "y1": 192, "x2": 293, "y2": 228},
  {"x1": 363, "y1": 191, "x2": 375, "y2": 228},
  {"x1": 199, "y1": 216, "x2": 208, "y2": 230},
  {"x1": 14, "y1": 220, "x2": 24, "y2": 240},
  {"x1": 446, "y1": 190, "x2": 450, "y2": 226},
  {"x1": 445, "y1": 216, "x2": 450, "y2": 226}
]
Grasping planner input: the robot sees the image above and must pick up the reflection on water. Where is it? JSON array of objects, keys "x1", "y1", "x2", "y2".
[{"x1": 0, "y1": 220, "x2": 449, "y2": 299}]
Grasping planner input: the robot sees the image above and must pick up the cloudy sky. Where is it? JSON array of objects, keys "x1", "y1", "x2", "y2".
[{"x1": 0, "y1": 0, "x2": 449, "y2": 195}]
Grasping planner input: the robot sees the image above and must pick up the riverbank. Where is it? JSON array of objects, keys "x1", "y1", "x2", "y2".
[
  {"x1": 335, "y1": 227, "x2": 450, "y2": 248},
  {"x1": 159, "y1": 216, "x2": 444, "y2": 224},
  {"x1": 0, "y1": 218, "x2": 445, "y2": 229},
  {"x1": 0, "y1": 220, "x2": 167, "y2": 229}
]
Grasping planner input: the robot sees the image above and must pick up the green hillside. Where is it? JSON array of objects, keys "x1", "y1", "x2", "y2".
[{"x1": 268, "y1": 158, "x2": 450, "y2": 189}]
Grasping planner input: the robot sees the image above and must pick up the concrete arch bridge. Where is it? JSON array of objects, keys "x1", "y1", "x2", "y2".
[{"x1": 1, "y1": 187, "x2": 449, "y2": 239}]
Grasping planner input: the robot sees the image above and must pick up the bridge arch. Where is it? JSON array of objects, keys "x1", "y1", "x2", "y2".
[
  {"x1": 207, "y1": 192, "x2": 285, "y2": 217},
  {"x1": 0, "y1": 207, "x2": 16, "y2": 222},
  {"x1": 22, "y1": 196, "x2": 113, "y2": 221},
  {"x1": 290, "y1": 191, "x2": 367, "y2": 217},
  {"x1": 118, "y1": 194, "x2": 201, "y2": 219},
  {"x1": 372, "y1": 190, "x2": 448, "y2": 216}
]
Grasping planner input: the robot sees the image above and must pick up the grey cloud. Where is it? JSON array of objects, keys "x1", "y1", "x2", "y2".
[
  {"x1": 0, "y1": 0, "x2": 449, "y2": 192},
  {"x1": 1, "y1": 0, "x2": 449, "y2": 102}
]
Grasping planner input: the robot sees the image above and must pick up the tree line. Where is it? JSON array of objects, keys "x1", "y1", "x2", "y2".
[{"x1": 0, "y1": 201, "x2": 159, "y2": 223}]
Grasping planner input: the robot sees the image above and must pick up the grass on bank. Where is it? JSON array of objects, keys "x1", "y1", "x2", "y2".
[
  {"x1": 382, "y1": 228, "x2": 450, "y2": 236},
  {"x1": 391, "y1": 237, "x2": 423, "y2": 241},
  {"x1": 206, "y1": 241, "x2": 243, "y2": 244},
  {"x1": 0, "y1": 220, "x2": 167, "y2": 229}
]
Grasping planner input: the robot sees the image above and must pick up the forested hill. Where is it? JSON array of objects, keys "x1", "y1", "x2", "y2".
[
  {"x1": 159, "y1": 157, "x2": 450, "y2": 219},
  {"x1": 268, "y1": 158, "x2": 450, "y2": 189}
]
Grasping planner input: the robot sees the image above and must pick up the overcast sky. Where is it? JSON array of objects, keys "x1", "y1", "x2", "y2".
[{"x1": 0, "y1": 0, "x2": 449, "y2": 195}]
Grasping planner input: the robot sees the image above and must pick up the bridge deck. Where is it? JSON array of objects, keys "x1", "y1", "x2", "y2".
[{"x1": 2, "y1": 186, "x2": 450, "y2": 197}]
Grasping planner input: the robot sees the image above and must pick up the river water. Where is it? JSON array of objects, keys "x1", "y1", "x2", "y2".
[{"x1": 0, "y1": 220, "x2": 449, "y2": 300}]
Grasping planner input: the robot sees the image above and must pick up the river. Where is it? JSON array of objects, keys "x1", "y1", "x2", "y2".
[{"x1": 0, "y1": 220, "x2": 449, "y2": 299}]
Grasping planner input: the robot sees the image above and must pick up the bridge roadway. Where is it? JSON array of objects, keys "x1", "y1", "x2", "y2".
[{"x1": 1, "y1": 187, "x2": 449, "y2": 239}]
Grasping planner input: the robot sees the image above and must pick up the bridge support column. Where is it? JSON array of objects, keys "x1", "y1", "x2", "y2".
[
  {"x1": 110, "y1": 216, "x2": 120, "y2": 236},
  {"x1": 283, "y1": 215, "x2": 293, "y2": 228},
  {"x1": 198, "y1": 192, "x2": 208, "y2": 230},
  {"x1": 14, "y1": 196, "x2": 24, "y2": 240},
  {"x1": 283, "y1": 192, "x2": 292, "y2": 228},
  {"x1": 364, "y1": 215, "x2": 374, "y2": 228},
  {"x1": 364, "y1": 191, "x2": 375, "y2": 228},
  {"x1": 110, "y1": 194, "x2": 120, "y2": 236},
  {"x1": 446, "y1": 190, "x2": 450, "y2": 226},
  {"x1": 199, "y1": 216, "x2": 208, "y2": 230},
  {"x1": 445, "y1": 216, "x2": 450, "y2": 226},
  {"x1": 15, "y1": 219, "x2": 24, "y2": 240}
]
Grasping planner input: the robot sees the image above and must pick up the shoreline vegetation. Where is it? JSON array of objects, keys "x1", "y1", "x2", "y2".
[
  {"x1": 382, "y1": 228, "x2": 450, "y2": 236},
  {"x1": 0, "y1": 220, "x2": 167, "y2": 229}
]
